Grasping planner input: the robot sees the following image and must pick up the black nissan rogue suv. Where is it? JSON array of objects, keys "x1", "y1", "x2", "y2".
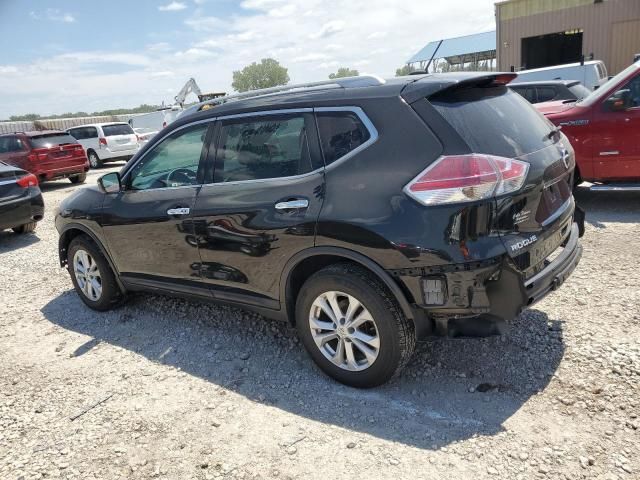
[{"x1": 56, "y1": 73, "x2": 584, "y2": 387}]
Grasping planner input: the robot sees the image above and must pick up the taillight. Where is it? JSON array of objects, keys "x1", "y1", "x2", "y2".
[
  {"x1": 99, "y1": 137, "x2": 107, "y2": 146},
  {"x1": 136, "y1": 135, "x2": 141, "y2": 142},
  {"x1": 26, "y1": 148, "x2": 49, "y2": 162},
  {"x1": 16, "y1": 173, "x2": 38, "y2": 188},
  {"x1": 404, "y1": 154, "x2": 529, "y2": 206}
]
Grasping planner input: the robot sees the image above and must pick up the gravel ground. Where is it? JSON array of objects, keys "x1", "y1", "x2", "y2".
[{"x1": 1, "y1": 166, "x2": 639, "y2": 480}]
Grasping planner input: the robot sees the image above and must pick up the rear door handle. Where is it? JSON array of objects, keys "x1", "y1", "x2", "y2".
[
  {"x1": 167, "y1": 207, "x2": 190, "y2": 216},
  {"x1": 275, "y1": 199, "x2": 309, "y2": 211}
]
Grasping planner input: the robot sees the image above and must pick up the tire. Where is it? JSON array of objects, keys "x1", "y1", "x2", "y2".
[
  {"x1": 70, "y1": 172, "x2": 87, "y2": 184},
  {"x1": 295, "y1": 263, "x2": 416, "y2": 388},
  {"x1": 12, "y1": 222, "x2": 37, "y2": 234},
  {"x1": 88, "y1": 151, "x2": 102, "y2": 169},
  {"x1": 67, "y1": 235, "x2": 124, "y2": 311}
]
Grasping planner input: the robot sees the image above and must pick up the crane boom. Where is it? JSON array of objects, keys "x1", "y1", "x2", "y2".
[{"x1": 174, "y1": 78, "x2": 202, "y2": 107}]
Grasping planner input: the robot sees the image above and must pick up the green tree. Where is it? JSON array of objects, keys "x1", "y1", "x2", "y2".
[
  {"x1": 232, "y1": 58, "x2": 289, "y2": 93},
  {"x1": 328, "y1": 67, "x2": 359, "y2": 79},
  {"x1": 395, "y1": 64, "x2": 416, "y2": 76},
  {"x1": 9, "y1": 113, "x2": 41, "y2": 121}
]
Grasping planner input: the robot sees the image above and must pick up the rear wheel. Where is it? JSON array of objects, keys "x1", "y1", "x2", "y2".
[
  {"x1": 69, "y1": 172, "x2": 87, "y2": 184},
  {"x1": 88, "y1": 151, "x2": 102, "y2": 169},
  {"x1": 67, "y1": 235, "x2": 124, "y2": 311},
  {"x1": 295, "y1": 264, "x2": 416, "y2": 388},
  {"x1": 12, "y1": 222, "x2": 37, "y2": 234}
]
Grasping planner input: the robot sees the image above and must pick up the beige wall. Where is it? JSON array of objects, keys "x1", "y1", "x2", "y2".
[{"x1": 497, "y1": 0, "x2": 640, "y2": 75}]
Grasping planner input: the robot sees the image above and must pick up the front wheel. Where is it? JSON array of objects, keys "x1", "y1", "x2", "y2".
[
  {"x1": 67, "y1": 235, "x2": 124, "y2": 310},
  {"x1": 296, "y1": 264, "x2": 416, "y2": 388}
]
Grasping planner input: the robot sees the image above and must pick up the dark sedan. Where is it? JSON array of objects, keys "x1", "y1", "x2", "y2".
[{"x1": 0, "y1": 162, "x2": 44, "y2": 234}]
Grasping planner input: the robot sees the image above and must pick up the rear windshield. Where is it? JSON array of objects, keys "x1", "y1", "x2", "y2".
[
  {"x1": 29, "y1": 134, "x2": 77, "y2": 149},
  {"x1": 430, "y1": 86, "x2": 555, "y2": 158},
  {"x1": 102, "y1": 124, "x2": 134, "y2": 136},
  {"x1": 568, "y1": 83, "x2": 590, "y2": 100}
]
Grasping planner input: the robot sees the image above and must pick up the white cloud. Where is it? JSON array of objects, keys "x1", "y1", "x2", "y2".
[
  {"x1": 1, "y1": 0, "x2": 498, "y2": 118},
  {"x1": 159, "y1": 2, "x2": 187, "y2": 12},
  {"x1": 30, "y1": 9, "x2": 75, "y2": 23}
]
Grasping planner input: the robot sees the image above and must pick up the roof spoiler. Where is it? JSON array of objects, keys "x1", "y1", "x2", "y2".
[{"x1": 401, "y1": 73, "x2": 518, "y2": 104}]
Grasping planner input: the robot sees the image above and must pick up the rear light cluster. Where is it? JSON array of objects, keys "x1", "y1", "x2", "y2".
[
  {"x1": 404, "y1": 154, "x2": 529, "y2": 205},
  {"x1": 99, "y1": 137, "x2": 107, "y2": 146},
  {"x1": 27, "y1": 148, "x2": 50, "y2": 162},
  {"x1": 17, "y1": 173, "x2": 38, "y2": 188}
]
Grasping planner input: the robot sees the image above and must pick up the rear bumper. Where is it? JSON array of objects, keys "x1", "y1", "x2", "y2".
[
  {"x1": 100, "y1": 147, "x2": 138, "y2": 161},
  {"x1": 34, "y1": 161, "x2": 89, "y2": 180},
  {"x1": 0, "y1": 189, "x2": 44, "y2": 230},
  {"x1": 393, "y1": 217, "x2": 583, "y2": 330}
]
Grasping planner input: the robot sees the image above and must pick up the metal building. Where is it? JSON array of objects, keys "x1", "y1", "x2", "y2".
[{"x1": 496, "y1": 0, "x2": 640, "y2": 75}]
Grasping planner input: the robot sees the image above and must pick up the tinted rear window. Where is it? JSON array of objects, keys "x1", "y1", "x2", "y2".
[
  {"x1": 29, "y1": 134, "x2": 77, "y2": 148},
  {"x1": 316, "y1": 112, "x2": 371, "y2": 165},
  {"x1": 430, "y1": 87, "x2": 555, "y2": 158},
  {"x1": 102, "y1": 124, "x2": 134, "y2": 136}
]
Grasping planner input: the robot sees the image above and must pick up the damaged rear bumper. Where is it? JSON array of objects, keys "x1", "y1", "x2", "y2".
[{"x1": 392, "y1": 219, "x2": 583, "y2": 333}]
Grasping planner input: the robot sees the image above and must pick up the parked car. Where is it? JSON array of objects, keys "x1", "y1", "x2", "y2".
[
  {"x1": 510, "y1": 80, "x2": 591, "y2": 104},
  {"x1": 133, "y1": 127, "x2": 158, "y2": 146},
  {"x1": 0, "y1": 162, "x2": 44, "y2": 234},
  {"x1": 0, "y1": 131, "x2": 88, "y2": 184},
  {"x1": 56, "y1": 73, "x2": 584, "y2": 388},
  {"x1": 513, "y1": 60, "x2": 608, "y2": 91},
  {"x1": 66, "y1": 123, "x2": 140, "y2": 168},
  {"x1": 535, "y1": 61, "x2": 640, "y2": 188}
]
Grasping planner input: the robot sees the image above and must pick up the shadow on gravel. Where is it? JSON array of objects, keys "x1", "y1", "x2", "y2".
[
  {"x1": 574, "y1": 186, "x2": 640, "y2": 228},
  {"x1": 42, "y1": 291, "x2": 565, "y2": 450},
  {"x1": 0, "y1": 230, "x2": 40, "y2": 252}
]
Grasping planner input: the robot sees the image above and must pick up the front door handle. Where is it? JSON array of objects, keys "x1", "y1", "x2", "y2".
[
  {"x1": 167, "y1": 207, "x2": 190, "y2": 216},
  {"x1": 275, "y1": 199, "x2": 309, "y2": 211}
]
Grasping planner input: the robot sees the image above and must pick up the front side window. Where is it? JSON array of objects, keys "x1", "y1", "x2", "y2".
[
  {"x1": 128, "y1": 123, "x2": 208, "y2": 191},
  {"x1": 621, "y1": 75, "x2": 640, "y2": 107},
  {"x1": 316, "y1": 111, "x2": 371, "y2": 165},
  {"x1": 215, "y1": 115, "x2": 312, "y2": 183}
]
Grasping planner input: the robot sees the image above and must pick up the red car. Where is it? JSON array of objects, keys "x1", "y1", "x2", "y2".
[
  {"x1": 0, "y1": 131, "x2": 89, "y2": 184},
  {"x1": 536, "y1": 61, "x2": 640, "y2": 189}
]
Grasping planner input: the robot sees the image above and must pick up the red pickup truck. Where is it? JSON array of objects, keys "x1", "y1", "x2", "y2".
[{"x1": 536, "y1": 61, "x2": 640, "y2": 190}]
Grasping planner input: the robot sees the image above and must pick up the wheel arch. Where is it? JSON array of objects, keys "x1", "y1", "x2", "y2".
[
  {"x1": 280, "y1": 247, "x2": 415, "y2": 325},
  {"x1": 58, "y1": 224, "x2": 125, "y2": 291}
]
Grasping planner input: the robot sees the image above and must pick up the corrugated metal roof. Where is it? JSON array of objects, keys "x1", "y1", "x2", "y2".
[{"x1": 407, "y1": 31, "x2": 496, "y2": 64}]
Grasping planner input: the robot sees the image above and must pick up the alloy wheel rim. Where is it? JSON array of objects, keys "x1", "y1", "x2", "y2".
[
  {"x1": 73, "y1": 249, "x2": 102, "y2": 301},
  {"x1": 89, "y1": 154, "x2": 98, "y2": 168},
  {"x1": 309, "y1": 291, "x2": 380, "y2": 371}
]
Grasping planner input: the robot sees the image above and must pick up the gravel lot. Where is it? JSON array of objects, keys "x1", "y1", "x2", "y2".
[{"x1": 1, "y1": 165, "x2": 639, "y2": 480}]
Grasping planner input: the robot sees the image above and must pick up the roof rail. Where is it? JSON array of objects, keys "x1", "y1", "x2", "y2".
[{"x1": 194, "y1": 74, "x2": 386, "y2": 110}]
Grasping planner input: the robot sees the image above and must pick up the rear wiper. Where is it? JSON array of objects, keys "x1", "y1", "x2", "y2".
[{"x1": 547, "y1": 126, "x2": 562, "y2": 140}]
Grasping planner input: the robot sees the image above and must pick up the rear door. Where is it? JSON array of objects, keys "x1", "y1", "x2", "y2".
[
  {"x1": 190, "y1": 110, "x2": 324, "y2": 309},
  {"x1": 428, "y1": 85, "x2": 575, "y2": 277},
  {"x1": 102, "y1": 124, "x2": 138, "y2": 152},
  {"x1": 102, "y1": 121, "x2": 213, "y2": 292}
]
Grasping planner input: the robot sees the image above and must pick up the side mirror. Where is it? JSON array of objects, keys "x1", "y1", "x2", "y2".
[
  {"x1": 605, "y1": 89, "x2": 631, "y2": 111},
  {"x1": 98, "y1": 172, "x2": 122, "y2": 193}
]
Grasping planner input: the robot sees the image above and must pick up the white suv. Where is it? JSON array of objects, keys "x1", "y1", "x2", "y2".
[{"x1": 67, "y1": 123, "x2": 140, "y2": 168}]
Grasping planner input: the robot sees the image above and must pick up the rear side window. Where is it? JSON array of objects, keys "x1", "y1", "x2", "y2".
[
  {"x1": 568, "y1": 83, "x2": 590, "y2": 100},
  {"x1": 0, "y1": 136, "x2": 24, "y2": 153},
  {"x1": 102, "y1": 124, "x2": 134, "y2": 137},
  {"x1": 29, "y1": 134, "x2": 77, "y2": 148},
  {"x1": 316, "y1": 111, "x2": 371, "y2": 165},
  {"x1": 430, "y1": 87, "x2": 555, "y2": 158},
  {"x1": 215, "y1": 114, "x2": 312, "y2": 183}
]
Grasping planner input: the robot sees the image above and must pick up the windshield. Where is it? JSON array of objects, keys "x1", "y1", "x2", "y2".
[{"x1": 578, "y1": 62, "x2": 640, "y2": 107}]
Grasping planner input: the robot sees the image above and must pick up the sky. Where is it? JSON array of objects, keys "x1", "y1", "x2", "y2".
[{"x1": 0, "y1": 0, "x2": 496, "y2": 119}]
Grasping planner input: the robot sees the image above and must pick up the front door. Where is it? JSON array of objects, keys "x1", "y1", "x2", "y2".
[
  {"x1": 191, "y1": 111, "x2": 325, "y2": 309},
  {"x1": 101, "y1": 121, "x2": 213, "y2": 294},
  {"x1": 593, "y1": 73, "x2": 640, "y2": 180}
]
